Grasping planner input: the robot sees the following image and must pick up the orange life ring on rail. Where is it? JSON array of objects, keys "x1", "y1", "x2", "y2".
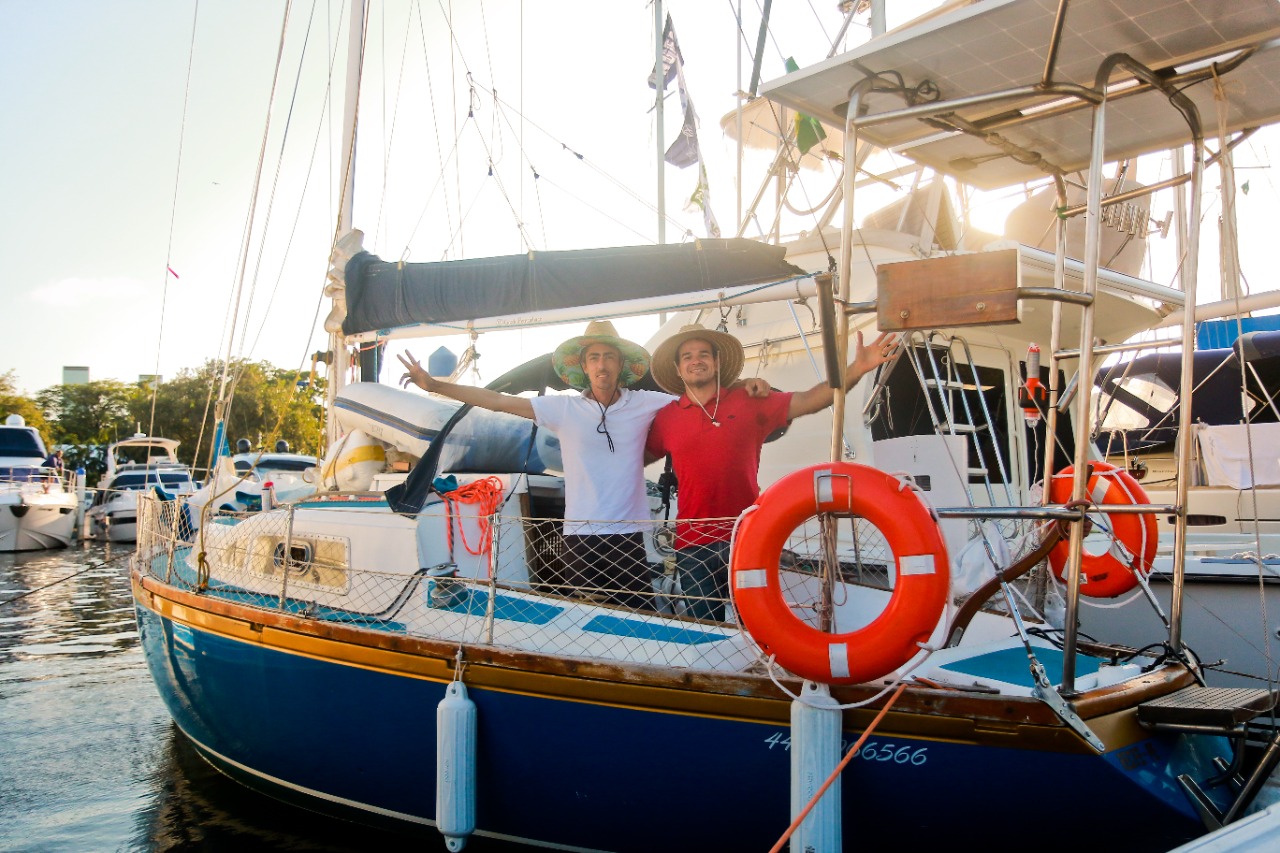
[
  {"x1": 1047, "y1": 461, "x2": 1155, "y2": 598},
  {"x1": 730, "y1": 462, "x2": 950, "y2": 685}
]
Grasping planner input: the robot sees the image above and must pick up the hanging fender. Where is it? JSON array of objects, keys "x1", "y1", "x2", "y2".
[
  {"x1": 1048, "y1": 461, "x2": 1155, "y2": 598},
  {"x1": 730, "y1": 462, "x2": 949, "y2": 685}
]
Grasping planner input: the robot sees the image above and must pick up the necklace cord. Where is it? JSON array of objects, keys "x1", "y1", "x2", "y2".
[
  {"x1": 591, "y1": 388, "x2": 618, "y2": 452},
  {"x1": 690, "y1": 375, "x2": 722, "y2": 426}
]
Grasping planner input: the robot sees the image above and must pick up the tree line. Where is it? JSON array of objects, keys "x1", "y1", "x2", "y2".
[{"x1": 1, "y1": 360, "x2": 326, "y2": 478}]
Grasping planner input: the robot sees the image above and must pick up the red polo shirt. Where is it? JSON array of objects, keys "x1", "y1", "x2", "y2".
[{"x1": 646, "y1": 385, "x2": 792, "y2": 547}]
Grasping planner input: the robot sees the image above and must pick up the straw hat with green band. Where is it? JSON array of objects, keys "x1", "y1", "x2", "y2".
[
  {"x1": 552, "y1": 320, "x2": 652, "y2": 390},
  {"x1": 650, "y1": 324, "x2": 745, "y2": 395}
]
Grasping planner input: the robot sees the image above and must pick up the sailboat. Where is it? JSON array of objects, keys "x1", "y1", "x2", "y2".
[{"x1": 131, "y1": 1, "x2": 1280, "y2": 850}]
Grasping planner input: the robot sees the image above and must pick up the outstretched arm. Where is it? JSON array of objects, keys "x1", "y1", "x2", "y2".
[
  {"x1": 787, "y1": 330, "x2": 899, "y2": 419},
  {"x1": 398, "y1": 351, "x2": 535, "y2": 419}
]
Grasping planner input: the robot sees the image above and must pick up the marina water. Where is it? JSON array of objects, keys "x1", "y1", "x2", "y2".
[{"x1": 0, "y1": 543, "x2": 524, "y2": 852}]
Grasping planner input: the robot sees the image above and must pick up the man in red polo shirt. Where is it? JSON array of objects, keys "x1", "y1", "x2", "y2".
[{"x1": 645, "y1": 324, "x2": 898, "y2": 621}]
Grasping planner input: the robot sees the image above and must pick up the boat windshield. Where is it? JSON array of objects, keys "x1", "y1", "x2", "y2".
[
  {"x1": 239, "y1": 456, "x2": 316, "y2": 473},
  {"x1": 260, "y1": 458, "x2": 316, "y2": 472},
  {"x1": 0, "y1": 431, "x2": 45, "y2": 458},
  {"x1": 1095, "y1": 344, "x2": 1280, "y2": 452},
  {"x1": 111, "y1": 471, "x2": 194, "y2": 490},
  {"x1": 114, "y1": 445, "x2": 175, "y2": 466},
  {"x1": 0, "y1": 466, "x2": 49, "y2": 482}
]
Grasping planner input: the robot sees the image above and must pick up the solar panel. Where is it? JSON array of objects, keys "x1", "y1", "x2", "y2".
[{"x1": 761, "y1": 0, "x2": 1280, "y2": 189}]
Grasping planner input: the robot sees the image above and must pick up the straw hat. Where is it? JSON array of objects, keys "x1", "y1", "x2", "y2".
[
  {"x1": 552, "y1": 320, "x2": 652, "y2": 390},
  {"x1": 650, "y1": 324, "x2": 745, "y2": 395}
]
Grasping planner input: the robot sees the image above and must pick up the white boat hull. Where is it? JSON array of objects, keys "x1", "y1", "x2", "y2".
[
  {"x1": 0, "y1": 491, "x2": 77, "y2": 551},
  {"x1": 87, "y1": 494, "x2": 141, "y2": 543}
]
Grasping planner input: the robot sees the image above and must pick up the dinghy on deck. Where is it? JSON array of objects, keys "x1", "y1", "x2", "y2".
[{"x1": 333, "y1": 382, "x2": 563, "y2": 475}]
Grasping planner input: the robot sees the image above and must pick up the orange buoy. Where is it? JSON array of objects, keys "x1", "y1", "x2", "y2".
[
  {"x1": 1048, "y1": 461, "x2": 1155, "y2": 598},
  {"x1": 731, "y1": 462, "x2": 949, "y2": 685}
]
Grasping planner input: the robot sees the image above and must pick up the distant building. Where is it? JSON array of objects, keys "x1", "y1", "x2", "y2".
[
  {"x1": 138, "y1": 374, "x2": 162, "y2": 389},
  {"x1": 62, "y1": 366, "x2": 89, "y2": 385}
]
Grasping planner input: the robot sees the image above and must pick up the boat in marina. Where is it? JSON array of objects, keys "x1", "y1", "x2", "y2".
[
  {"x1": 89, "y1": 434, "x2": 197, "y2": 543},
  {"x1": 131, "y1": 1, "x2": 1280, "y2": 850},
  {"x1": 0, "y1": 414, "x2": 77, "y2": 552},
  {"x1": 229, "y1": 440, "x2": 319, "y2": 486},
  {"x1": 1070, "y1": 332, "x2": 1280, "y2": 688}
]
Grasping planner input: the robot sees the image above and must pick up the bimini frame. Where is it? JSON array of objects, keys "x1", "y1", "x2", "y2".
[{"x1": 763, "y1": 0, "x2": 1280, "y2": 696}]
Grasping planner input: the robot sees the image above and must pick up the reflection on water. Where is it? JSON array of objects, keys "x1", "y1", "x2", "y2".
[{"x1": 0, "y1": 544, "x2": 520, "y2": 852}]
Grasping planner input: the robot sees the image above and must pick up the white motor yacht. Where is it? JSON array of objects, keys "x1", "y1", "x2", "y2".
[
  {"x1": 0, "y1": 415, "x2": 77, "y2": 551},
  {"x1": 87, "y1": 434, "x2": 196, "y2": 543}
]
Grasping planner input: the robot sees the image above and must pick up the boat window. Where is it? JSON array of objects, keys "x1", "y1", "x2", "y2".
[
  {"x1": 273, "y1": 541, "x2": 314, "y2": 570},
  {"x1": 248, "y1": 534, "x2": 349, "y2": 591},
  {"x1": 1099, "y1": 373, "x2": 1177, "y2": 431},
  {"x1": 111, "y1": 471, "x2": 194, "y2": 489},
  {"x1": 0, "y1": 432, "x2": 45, "y2": 457},
  {"x1": 868, "y1": 345, "x2": 1011, "y2": 485},
  {"x1": 257, "y1": 458, "x2": 317, "y2": 472},
  {"x1": 1094, "y1": 347, "x2": 1280, "y2": 456},
  {"x1": 114, "y1": 446, "x2": 173, "y2": 466}
]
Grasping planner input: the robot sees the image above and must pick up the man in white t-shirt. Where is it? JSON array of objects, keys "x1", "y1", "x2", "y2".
[{"x1": 399, "y1": 320, "x2": 764, "y2": 610}]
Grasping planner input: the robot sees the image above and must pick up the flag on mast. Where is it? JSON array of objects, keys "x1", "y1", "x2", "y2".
[
  {"x1": 649, "y1": 14, "x2": 720, "y2": 238},
  {"x1": 648, "y1": 14, "x2": 681, "y2": 90}
]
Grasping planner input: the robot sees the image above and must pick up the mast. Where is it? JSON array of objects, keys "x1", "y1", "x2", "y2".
[
  {"x1": 326, "y1": 0, "x2": 367, "y2": 449},
  {"x1": 655, "y1": 0, "x2": 666, "y2": 247}
]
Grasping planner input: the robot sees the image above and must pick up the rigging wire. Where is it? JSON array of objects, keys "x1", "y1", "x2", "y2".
[
  {"x1": 414, "y1": 0, "x2": 458, "y2": 247},
  {"x1": 206, "y1": 0, "x2": 294, "y2": 475},
  {"x1": 371, "y1": 2, "x2": 416, "y2": 247},
  {"x1": 461, "y1": 92, "x2": 535, "y2": 250},
  {"x1": 149, "y1": 0, "x2": 202, "y2": 444},
  {"x1": 1212, "y1": 66, "x2": 1277, "y2": 706},
  {"x1": 436, "y1": 0, "x2": 471, "y2": 257},
  {"x1": 490, "y1": 96, "x2": 547, "y2": 245},
  {"x1": 402, "y1": 127, "x2": 469, "y2": 248},
  {"x1": 231, "y1": 0, "x2": 322, "y2": 392},
  {"x1": 476, "y1": 81, "x2": 674, "y2": 225},
  {"x1": 751, "y1": 0, "x2": 789, "y2": 69},
  {"x1": 249, "y1": 0, "x2": 349, "y2": 361},
  {"x1": 533, "y1": 174, "x2": 657, "y2": 244}
]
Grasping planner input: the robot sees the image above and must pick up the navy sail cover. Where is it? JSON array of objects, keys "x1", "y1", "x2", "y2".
[{"x1": 340, "y1": 239, "x2": 805, "y2": 336}]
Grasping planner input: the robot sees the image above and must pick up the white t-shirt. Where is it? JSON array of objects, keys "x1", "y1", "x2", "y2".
[{"x1": 530, "y1": 388, "x2": 674, "y2": 536}]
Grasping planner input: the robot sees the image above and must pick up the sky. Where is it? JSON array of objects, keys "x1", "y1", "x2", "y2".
[{"x1": 3, "y1": 0, "x2": 1278, "y2": 396}]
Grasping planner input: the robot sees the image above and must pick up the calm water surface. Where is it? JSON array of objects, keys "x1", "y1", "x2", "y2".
[{"x1": 0, "y1": 543, "x2": 522, "y2": 852}]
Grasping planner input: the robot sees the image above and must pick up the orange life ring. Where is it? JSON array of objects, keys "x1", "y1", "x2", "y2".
[
  {"x1": 730, "y1": 462, "x2": 949, "y2": 685},
  {"x1": 1047, "y1": 461, "x2": 1155, "y2": 598}
]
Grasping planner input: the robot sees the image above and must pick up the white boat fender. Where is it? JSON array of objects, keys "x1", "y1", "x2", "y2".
[
  {"x1": 436, "y1": 672, "x2": 477, "y2": 852},
  {"x1": 790, "y1": 681, "x2": 842, "y2": 853},
  {"x1": 318, "y1": 429, "x2": 386, "y2": 491}
]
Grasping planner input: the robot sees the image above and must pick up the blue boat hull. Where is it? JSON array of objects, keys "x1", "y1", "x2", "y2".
[{"x1": 134, "y1": 587, "x2": 1228, "y2": 852}]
